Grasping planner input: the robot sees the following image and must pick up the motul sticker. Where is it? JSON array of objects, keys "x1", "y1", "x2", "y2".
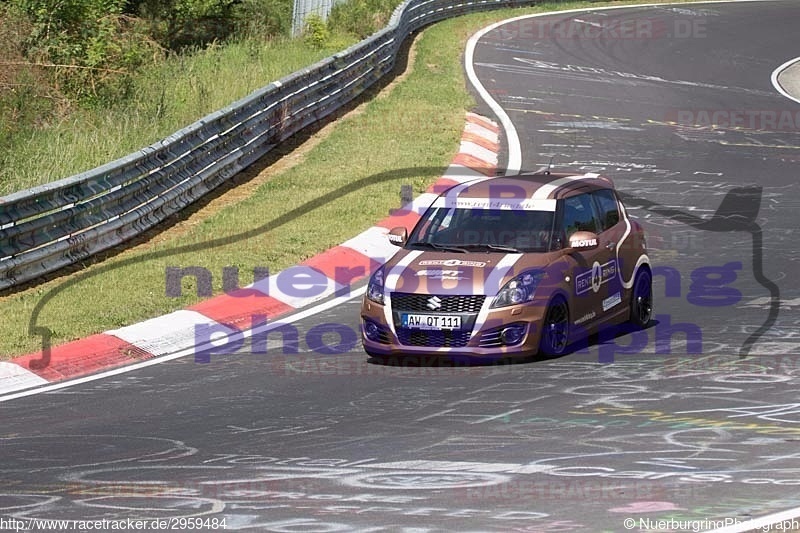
[{"x1": 570, "y1": 238, "x2": 597, "y2": 248}]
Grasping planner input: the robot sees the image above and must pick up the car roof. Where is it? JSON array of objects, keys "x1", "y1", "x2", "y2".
[{"x1": 451, "y1": 171, "x2": 615, "y2": 201}]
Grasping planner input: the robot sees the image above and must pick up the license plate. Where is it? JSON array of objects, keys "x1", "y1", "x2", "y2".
[{"x1": 401, "y1": 314, "x2": 462, "y2": 330}]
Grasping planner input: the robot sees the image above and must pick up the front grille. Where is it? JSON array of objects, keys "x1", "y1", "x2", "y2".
[
  {"x1": 391, "y1": 292, "x2": 485, "y2": 313},
  {"x1": 391, "y1": 292, "x2": 483, "y2": 348},
  {"x1": 396, "y1": 329, "x2": 471, "y2": 348}
]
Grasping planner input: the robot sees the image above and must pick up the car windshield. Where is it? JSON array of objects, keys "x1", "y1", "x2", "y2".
[{"x1": 407, "y1": 207, "x2": 555, "y2": 253}]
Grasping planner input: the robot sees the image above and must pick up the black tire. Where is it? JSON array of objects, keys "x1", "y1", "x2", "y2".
[
  {"x1": 629, "y1": 268, "x2": 653, "y2": 328},
  {"x1": 539, "y1": 297, "x2": 570, "y2": 356}
]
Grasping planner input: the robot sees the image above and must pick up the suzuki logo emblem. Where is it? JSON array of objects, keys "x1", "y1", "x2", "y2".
[{"x1": 427, "y1": 296, "x2": 442, "y2": 310}]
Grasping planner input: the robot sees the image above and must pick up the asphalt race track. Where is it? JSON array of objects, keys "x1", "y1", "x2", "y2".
[{"x1": 3, "y1": 2, "x2": 800, "y2": 532}]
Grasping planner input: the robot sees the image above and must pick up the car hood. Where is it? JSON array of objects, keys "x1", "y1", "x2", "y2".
[{"x1": 381, "y1": 248, "x2": 560, "y2": 297}]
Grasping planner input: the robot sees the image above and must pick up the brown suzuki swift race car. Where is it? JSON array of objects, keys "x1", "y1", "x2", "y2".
[{"x1": 360, "y1": 171, "x2": 652, "y2": 360}]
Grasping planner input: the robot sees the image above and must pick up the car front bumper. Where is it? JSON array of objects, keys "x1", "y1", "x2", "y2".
[{"x1": 360, "y1": 297, "x2": 549, "y2": 358}]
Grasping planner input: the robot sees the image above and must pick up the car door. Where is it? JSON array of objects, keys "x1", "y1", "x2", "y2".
[
  {"x1": 590, "y1": 188, "x2": 626, "y2": 318},
  {"x1": 559, "y1": 193, "x2": 606, "y2": 329}
]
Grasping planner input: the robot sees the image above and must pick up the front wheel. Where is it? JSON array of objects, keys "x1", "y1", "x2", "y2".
[
  {"x1": 629, "y1": 269, "x2": 653, "y2": 328},
  {"x1": 539, "y1": 298, "x2": 570, "y2": 356}
]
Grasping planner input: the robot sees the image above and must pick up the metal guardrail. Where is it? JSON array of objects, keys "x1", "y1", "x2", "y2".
[{"x1": 0, "y1": 0, "x2": 536, "y2": 290}]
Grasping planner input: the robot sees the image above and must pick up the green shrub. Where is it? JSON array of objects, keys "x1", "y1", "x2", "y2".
[
  {"x1": 8, "y1": 0, "x2": 162, "y2": 105},
  {"x1": 327, "y1": 0, "x2": 401, "y2": 39},
  {"x1": 233, "y1": 0, "x2": 293, "y2": 39},
  {"x1": 304, "y1": 14, "x2": 330, "y2": 48},
  {"x1": 0, "y1": 5, "x2": 60, "y2": 140}
]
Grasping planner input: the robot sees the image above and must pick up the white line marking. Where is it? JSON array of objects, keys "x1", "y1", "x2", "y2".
[
  {"x1": 0, "y1": 287, "x2": 366, "y2": 403},
  {"x1": 771, "y1": 56, "x2": 800, "y2": 105},
  {"x1": 573, "y1": 18, "x2": 603, "y2": 28},
  {"x1": 250, "y1": 265, "x2": 345, "y2": 309},
  {"x1": 464, "y1": 121, "x2": 499, "y2": 144},
  {"x1": 0, "y1": 362, "x2": 49, "y2": 393},
  {"x1": 464, "y1": 0, "x2": 778, "y2": 176},
  {"x1": 465, "y1": 20, "x2": 522, "y2": 175},
  {"x1": 341, "y1": 226, "x2": 399, "y2": 263},
  {"x1": 706, "y1": 506, "x2": 800, "y2": 533},
  {"x1": 460, "y1": 140, "x2": 499, "y2": 166},
  {"x1": 108, "y1": 309, "x2": 233, "y2": 357}
]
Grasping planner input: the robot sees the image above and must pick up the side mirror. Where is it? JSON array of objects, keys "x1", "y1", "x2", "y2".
[
  {"x1": 387, "y1": 227, "x2": 407, "y2": 247},
  {"x1": 567, "y1": 231, "x2": 599, "y2": 252}
]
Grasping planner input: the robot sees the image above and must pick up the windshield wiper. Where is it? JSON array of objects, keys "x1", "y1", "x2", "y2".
[
  {"x1": 408, "y1": 242, "x2": 468, "y2": 253},
  {"x1": 460, "y1": 243, "x2": 522, "y2": 253}
]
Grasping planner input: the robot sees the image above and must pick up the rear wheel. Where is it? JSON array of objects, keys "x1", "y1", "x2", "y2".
[
  {"x1": 539, "y1": 298, "x2": 570, "y2": 356},
  {"x1": 629, "y1": 269, "x2": 653, "y2": 328}
]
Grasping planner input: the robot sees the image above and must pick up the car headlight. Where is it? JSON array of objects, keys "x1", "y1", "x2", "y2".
[
  {"x1": 367, "y1": 267, "x2": 386, "y2": 305},
  {"x1": 491, "y1": 270, "x2": 544, "y2": 309}
]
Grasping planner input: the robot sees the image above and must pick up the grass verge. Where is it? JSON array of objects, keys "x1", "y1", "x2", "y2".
[
  {"x1": 0, "y1": 35, "x2": 355, "y2": 195},
  {"x1": 1, "y1": 0, "x2": 700, "y2": 358}
]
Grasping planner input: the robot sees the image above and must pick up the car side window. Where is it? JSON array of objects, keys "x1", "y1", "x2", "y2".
[
  {"x1": 592, "y1": 189, "x2": 620, "y2": 231},
  {"x1": 561, "y1": 193, "x2": 598, "y2": 237}
]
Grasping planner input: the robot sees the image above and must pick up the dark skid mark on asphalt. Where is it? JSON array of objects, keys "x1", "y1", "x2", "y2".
[{"x1": 27, "y1": 166, "x2": 779, "y2": 368}]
